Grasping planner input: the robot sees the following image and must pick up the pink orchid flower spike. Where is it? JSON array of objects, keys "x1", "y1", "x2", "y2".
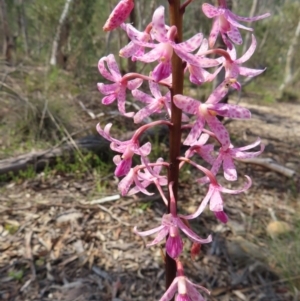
[
  {"x1": 103, "y1": 0, "x2": 134, "y2": 32},
  {"x1": 96, "y1": 123, "x2": 151, "y2": 177},
  {"x1": 159, "y1": 275, "x2": 209, "y2": 301},
  {"x1": 202, "y1": 1, "x2": 270, "y2": 49},
  {"x1": 134, "y1": 213, "x2": 212, "y2": 259},
  {"x1": 97, "y1": 54, "x2": 142, "y2": 116},
  {"x1": 125, "y1": 6, "x2": 204, "y2": 81}
]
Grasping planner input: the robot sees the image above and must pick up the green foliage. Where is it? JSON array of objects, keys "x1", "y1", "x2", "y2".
[
  {"x1": 268, "y1": 218, "x2": 300, "y2": 290},
  {"x1": 8, "y1": 270, "x2": 24, "y2": 281}
]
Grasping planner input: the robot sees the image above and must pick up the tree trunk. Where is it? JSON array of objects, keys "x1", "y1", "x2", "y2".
[
  {"x1": 278, "y1": 18, "x2": 300, "y2": 96},
  {"x1": 16, "y1": 0, "x2": 29, "y2": 57},
  {"x1": 0, "y1": 0, "x2": 15, "y2": 65},
  {"x1": 50, "y1": 0, "x2": 73, "y2": 66}
]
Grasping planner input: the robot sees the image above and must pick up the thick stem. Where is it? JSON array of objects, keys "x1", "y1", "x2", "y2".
[{"x1": 166, "y1": 0, "x2": 183, "y2": 294}]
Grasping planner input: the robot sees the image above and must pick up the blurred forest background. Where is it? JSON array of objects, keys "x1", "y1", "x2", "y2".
[{"x1": 0, "y1": 0, "x2": 300, "y2": 161}]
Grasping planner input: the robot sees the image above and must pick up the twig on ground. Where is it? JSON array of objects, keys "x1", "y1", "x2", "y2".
[{"x1": 238, "y1": 157, "x2": 296, "y2": 178}]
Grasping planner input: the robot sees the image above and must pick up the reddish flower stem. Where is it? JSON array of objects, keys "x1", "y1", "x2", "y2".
[
  {"x1": 167, "y1": 0, "x2": 183, "y2": 295},
  {"x1": 132, "y1": 120, "x2": 172, "y2": 141}
]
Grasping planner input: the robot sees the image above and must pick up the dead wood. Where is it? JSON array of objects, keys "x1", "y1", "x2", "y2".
[{"x1": 0, "y1": 125, "x2": 169, "y2": 176}]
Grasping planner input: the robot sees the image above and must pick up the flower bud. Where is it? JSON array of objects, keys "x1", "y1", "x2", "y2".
[{"x1": 103, "y1": 0, "x2": 134, "y2": 32}]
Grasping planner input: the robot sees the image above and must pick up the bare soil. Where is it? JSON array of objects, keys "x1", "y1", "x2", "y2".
[{"x1": 0, "y1": 100, "x2": 299, "y2": 301}]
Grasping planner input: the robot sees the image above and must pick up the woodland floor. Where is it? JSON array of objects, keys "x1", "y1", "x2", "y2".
[{"x1": 0, "y1": 100, "x2": 300, "y2": 301}]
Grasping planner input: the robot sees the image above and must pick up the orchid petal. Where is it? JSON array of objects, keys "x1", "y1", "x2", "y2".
[
  {"x1": 219, "y1": 175, "x2": 252, "y2": 194},
  {"x1": 126, "y1": 24, "x2": 156, "y2": 48},
  {"x1": 102, "y1": 94, "x2": 117, "y2": 105},
  {"x1": 184, "y1": 117, "x2": 205, "y2": 146},
  {"x1": 227, "y1": 25, "x2": 243, "y2": 45},
  {"x1": 149, "y1": 80, "x2": 162, "y2": 98},
  {"x1": 134, "y1": 103, "x2": 159, "y2": 123},
  {"x1": 202, "y1": 3, "x2": 222, "y2": 18},
  {"x1": 173, "y1": 95, "x2": 199, "y2": 114},
  {"x1": 97, "y1": 82, "x2": 119, "y2": 95},
  {"x1": 209, "y1": 103, "x2": 251, "y2": 119},
  {"x1": 222, "y1": 154, "x2": 237, "y2": 181},
  {"x1": 132, "y1": 89, "x2": 154, "y2": 103},
  {"x1": 147, "y1": 227, "x2": 170, "y2": 246},
  {"x1": 117, "y1": 85, "x2": 127, "y2": 115},
  {"x1": 176, "y1": 33, "x2": 203, "y2": 52},
  {"x1": 228, "y1": 10, "x2": 271, "y2": 23},
  {"x1": 138, "y1": 142, "x2": 152, "y2": 156},
  {"x1": 119, "y1": 41, "x2": 141, "y2": 58},
  {"x1": 98, "y1": 57, "x2": 115, "y2": 82},
  {"x1": 115, "y1": 157, "x2": 132, "y2": 177},
  {"x1": 181, "y1": 186, "x2": 214, "y2": 220},
  {"x1": 236, "y1": 35, "x2": 256, "y2": 64},
  {"x1": 152, "y1": 6, "x2": 168, "y2": 43},
  {"x1": 134, "y1": 224, "x2": 165, "y2": 237},
  {"x1": 176, "y1": 218, "x2": 212, "y2": 244},
  {"x1": 127, "y1": 78, "x2": 143, "y2": 90},
  {"x1": 225, "y1": 11, "x2": 254, "y2": 31},
  {"x1": 208, "y1": 18, "x2": 220, "y2": 48},
  {"x1": 118, "y1": 169, "x2": 134, "y2": 195},
  {"x1": 209, "y1": 189, "x2": 223, "y2": 212},
  {"x1": 152, "y1": 61, "x2": 172, "y2": 82},
  {"x1": 158, "y1": 277, "x2": 178, "y2": 301},
  {"x1": 106, "y1": 54, "x2": 122, "y2": 80},
  {"x1": 136, "y1": 47, "x2": 162, "y2": 63},
  {"x1": 186, "y1": 279, "x2": 208, "y2": 301},
  {"x1": 206, "y1": 115, "x2": 230, "y2": 149},
  {"x1": 205, "y1": 79, "x2": 231, "y2": 104},
  {"x1": 233, "y1": 138, "x2": 261, "y2": 151},
  {"x1": 238, "y1": 66, "x2": 266, "y2": 77}
]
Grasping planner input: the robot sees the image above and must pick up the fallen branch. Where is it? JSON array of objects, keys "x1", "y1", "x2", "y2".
[
  {"x1": 238, "y1": 157, "x2": 296, "y2": 178},
  {"x1": 0, "y1": 125, "x2": 169, "y2": 176}
]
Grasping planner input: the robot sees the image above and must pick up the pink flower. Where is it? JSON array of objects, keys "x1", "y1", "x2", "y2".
[
  {"x1": 184, "y1": 133, "x2": 215, "y2": 166},
  {"x1": 209, "y1": 138, "x2": 264, "y2": 181},
  {"x1": 186, "y1": 38, "x2": 221, "y2": 85},
  {"x1": 159, "y1": 275, "x2": 209, "y2": 301},
  {"x1": 134, "y1": 213, "x2": 212, "y2": 259},
  {"x1": 125, "y1": 6, "x2": 204, "y2": 81},
  {"x1": 96, "y1": 123, "x2": 151, "y2": 177},
  {"x1": 103, "y1": 0, "x2": 134, "y2": 32},
  {"x1": 180, "y1": 170, "x2": 251, "y2": 223},
  {"x1": 119, "y1": 157, "x2": 167, "y2": 196},
  {"x1": 97, "y1": 54, "x2": 142, "y2": 116},
  {"x1": 174, "y1": 80, "x2": 251, "y2": 148},
  {"x1": 119, "y1": 23, "x2": 151, "y2": 61},
  {"x1": 132, "y1": 79, "x2": 171, "y2": 123},
  {"x1": 221, "y1": 35, "x2": 266, "y2": 82},
  {"x1": 202, "y1": 1, "x2": 270, "y2": 48}
]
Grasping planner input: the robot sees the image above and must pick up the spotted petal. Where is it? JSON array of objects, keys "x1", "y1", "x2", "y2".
[
  {"x1": 173, "y1": 95, "x2": 199, "y2": 114},
  {"x1": 152, "y1": 6, "x2": 168, "y2": 43},
  {"x1": 202, "y1": 3, "x2": 222, "y2": 18},
  {"x1": 208, "y1": 103, "x2": 251, "y2": 119}
]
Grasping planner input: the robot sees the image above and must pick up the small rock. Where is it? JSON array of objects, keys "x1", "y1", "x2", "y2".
[
  {"x1": 266, "y1": 221, "x2": 292, "y2": 238},
  {"x1": 226, "y1": 236, "x2": 266, "y2": 264}
]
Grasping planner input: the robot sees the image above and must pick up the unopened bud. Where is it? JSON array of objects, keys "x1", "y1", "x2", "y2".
[{"x1": 103, "y1": 0, "x2": 134, "y2": 32}]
